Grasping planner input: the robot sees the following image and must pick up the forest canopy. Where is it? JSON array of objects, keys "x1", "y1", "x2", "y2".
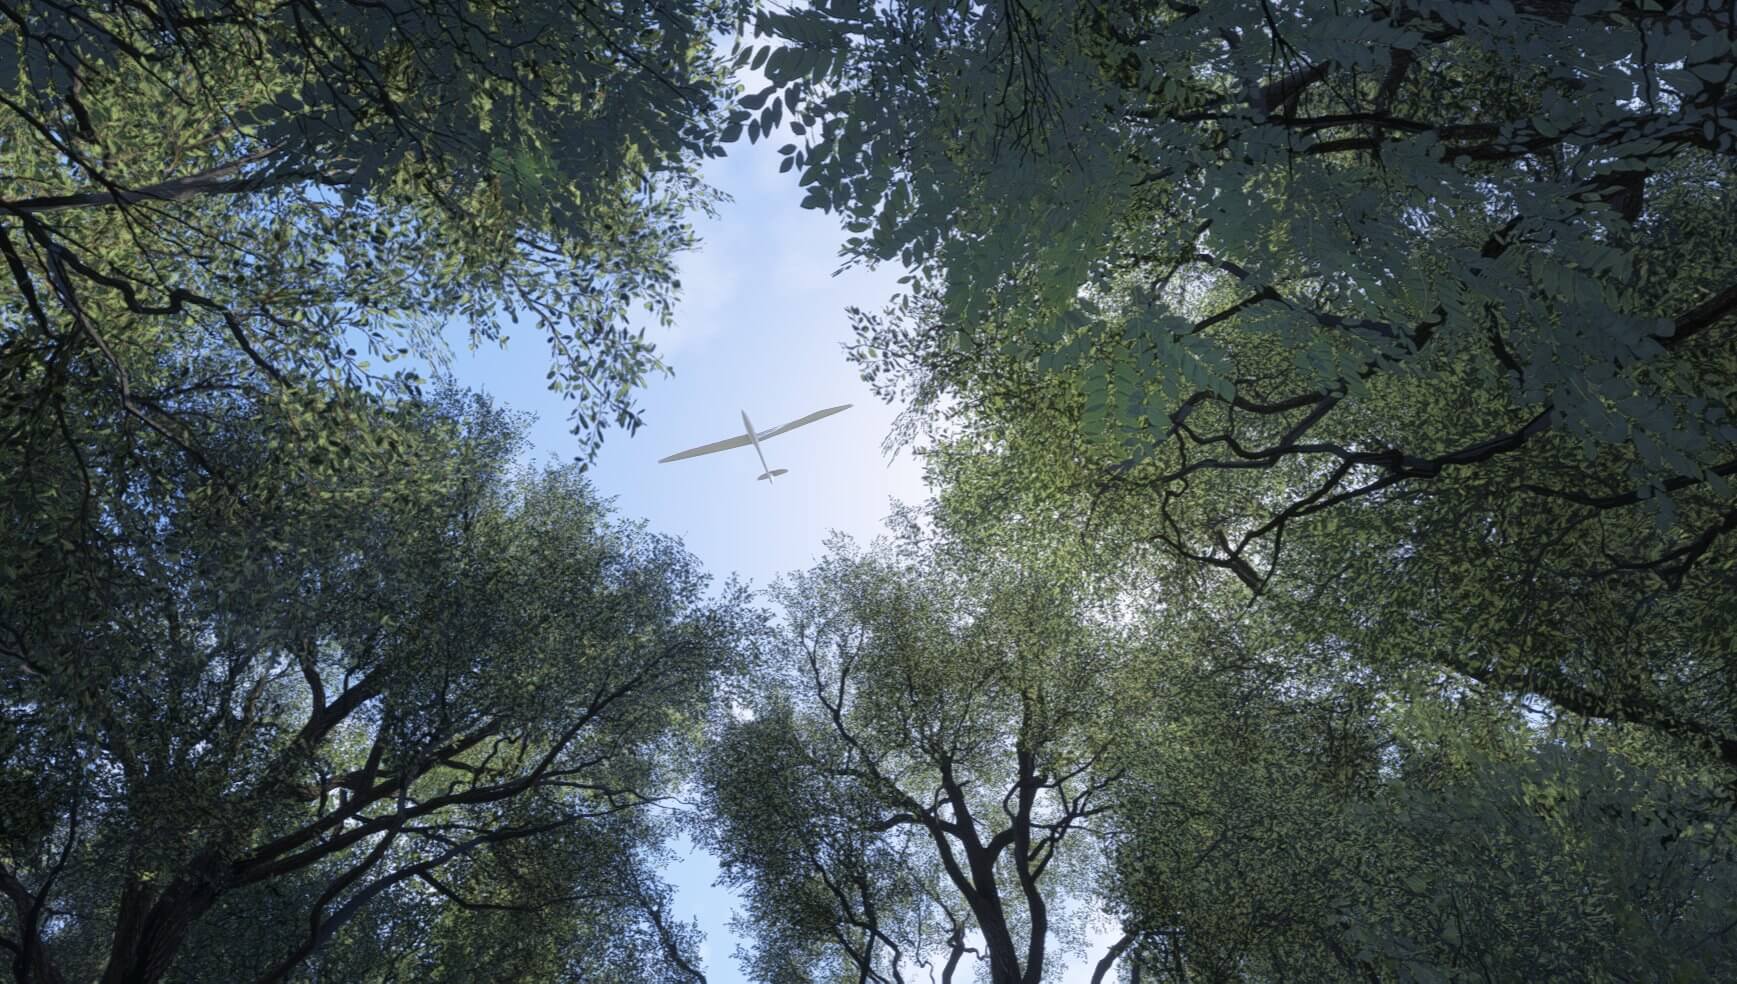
[
  {"x1": 1, "y1": 0, "x2": 750, "y2": 469},
  {"x1": 703, "y1": 512, "x2": 1736, "y2": 983},
  {"x1": 743, "y1": 0, "x2": 1737, "y2": 776},
  {"x1": 5, "y1": 1, "x2": 1737, "y2": 982},
  {"x1": 3, "y1": 389, "x2": 752, "y2": 983}
]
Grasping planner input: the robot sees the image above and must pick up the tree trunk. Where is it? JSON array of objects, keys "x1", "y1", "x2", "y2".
[
  {"x1": 99, "y1": 859, "x2": 224, "y2": 984},
  {"x1": 961, "y1": 857, "x2": 1027, "y2": 984},
  {"x1": 11, "y1": 919, "x2": 69, "y2": 984}
]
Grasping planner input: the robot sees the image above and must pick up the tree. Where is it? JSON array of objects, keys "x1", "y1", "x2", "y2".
[
  {"x1": 740, "y1": 0, "x2": 1737, "y2": 772},
  {"x1": 1, "y1": 0, "x2": 750, "y2": 472},
  {"x1": 1100, "y1": 587, "x2": 1737, "y2": 983},
  {"x1": 699, "y1": 520, "x2": 1140, "y2": 984},
  {"x1": 0, "y1": 391, "x2": 748, "y2": 984},
  {"x1": 703, "y1": 501, "x2": 1737, "y2": 983}
]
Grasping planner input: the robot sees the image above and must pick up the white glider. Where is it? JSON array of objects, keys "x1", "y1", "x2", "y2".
[{"x1": 657, "y1": 404, "x2": 852, "y2": 482}]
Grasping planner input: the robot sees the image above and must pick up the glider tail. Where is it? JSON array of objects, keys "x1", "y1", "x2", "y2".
[{"x1": 757, "y1": 469, "x2": 789, "y2": 482}]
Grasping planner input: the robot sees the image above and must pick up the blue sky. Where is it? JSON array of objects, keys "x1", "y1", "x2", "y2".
[{"x1": 457, "y1": 142, "x2": 926, "y2": 591}]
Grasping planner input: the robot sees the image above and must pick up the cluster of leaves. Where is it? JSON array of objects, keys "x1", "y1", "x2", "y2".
[
  {"x1": 736, "y1": 0, "x2": 1737, "y2": 785},
  {"x1": 1, "y1": 0, "x2": 751, "y2": 473},
  {"x1": 701, "y1": 510, "x2": 1737, "y2": 982},
  {"x1": 0, "y1": 5, "x2": 812, "y2": 980},
  {"x1": 1104, "y1": 590, "x2": 1737, "y2": 982},
  {"x1": 1, "y1": 390, "x2": 751, "y2": 983},
  {"x1": 759, "y1": 0, "x2": 1737, "y2": 533}
]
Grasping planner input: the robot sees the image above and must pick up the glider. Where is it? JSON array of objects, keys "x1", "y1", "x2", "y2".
[{"x1": 657, "y1": 404, "x2": 852, "y2": 482}]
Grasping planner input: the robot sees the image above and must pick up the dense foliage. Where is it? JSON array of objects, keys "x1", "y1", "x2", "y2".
[
  {"x1": 701, "y1": 517, "x2": 1737, "y2": 983},
  {"x1": 701, "y1": 7, "x2": 1737, "y2": 971},
  {"x1": 1, "y1": 0, "x2": 749, "y2": 469},
  {"x1": 1105, "y1": 581, "x2": 1737, "y2": 982},
  {"x1": 0, "y1": 9, "x2": 764, "y2": 976},
  {"x1": 1, "y1": 393, "x2": 748, "y2": 983},
  {"x1": 6, "y1": 2, "x2": 1737, "y2": 981},
  {"x1": 743, "y1": 0, "x2": 1737, "y2": 774}
]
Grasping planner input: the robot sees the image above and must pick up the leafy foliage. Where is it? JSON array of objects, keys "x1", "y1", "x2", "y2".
[
  {"x1": 699, "y1": 517, "x2": 1141, "y2": 984},
  {"x1": 743, "y1": 0, "x2": 1737, "y2": 774},
  {"x1": 1104, "y1": 592, "x2": 1737, "y2": 982},
  {"x1": 1, "y1": 0, "x2": 750, "y2": 470},
  {"x1": 709, "y1": 503, "x2": 1737, "y2": 983},
  {"x1": 0, "y1": 391, "x2": 747, "y2": 983},
  {"x1": 8, "y1": 4, "x2": 1736, "y2": 981}
]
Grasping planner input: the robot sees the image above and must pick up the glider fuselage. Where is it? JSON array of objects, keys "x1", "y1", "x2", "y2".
[{"x1": 741, "y1": 410, "x2": 775, "y2": 482}]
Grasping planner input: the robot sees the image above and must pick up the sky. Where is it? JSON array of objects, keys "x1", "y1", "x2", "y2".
[
  {"x1": 456, "y1": 143, "x2": 926, "y2": 592},
  {"x1": 446, "y1": 110, "x2": 1117, "y2": 984}
]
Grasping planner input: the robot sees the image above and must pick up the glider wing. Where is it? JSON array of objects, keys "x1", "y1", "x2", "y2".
[
  {"x1": 756, "y1": 404, "x2": 852, "y2": 441},
  {"x1": 657, "y1": 433, "x2": 754, "y2": 463}
]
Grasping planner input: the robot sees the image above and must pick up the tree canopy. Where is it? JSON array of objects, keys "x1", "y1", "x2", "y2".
[
  {"x1": 6, "y1": 2, "x2": 1737, "y2": 981},
  {"x1": 700, "y1": 518, "x2": 1142, "y2": 984},
  {"x1": 1, "y1": 392, "x2": 750, "y2": 983},
  {"x1": 755, "y1": 0, "x2": 1736, "y2": 548},
  {"x1": 739, "y1": 0, "x2": 1737, "y2": 776},
  {"x1": 2, "y1": 0, "x2": 750, "y2": 471},
  {"x1": 698, "y1": 510, "x2": 1737, "y2": 983},
  {"x1": 692, "y1": 6, "x2": 1737, "y2": 972},
  {"x1": 1101, "y1": 575, "x2": 1737, "y2": 982}
]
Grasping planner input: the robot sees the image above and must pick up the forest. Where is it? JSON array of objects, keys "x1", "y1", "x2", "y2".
[{"x1": 1, "y1": 1, "x2": 1733, "y2": 982}]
